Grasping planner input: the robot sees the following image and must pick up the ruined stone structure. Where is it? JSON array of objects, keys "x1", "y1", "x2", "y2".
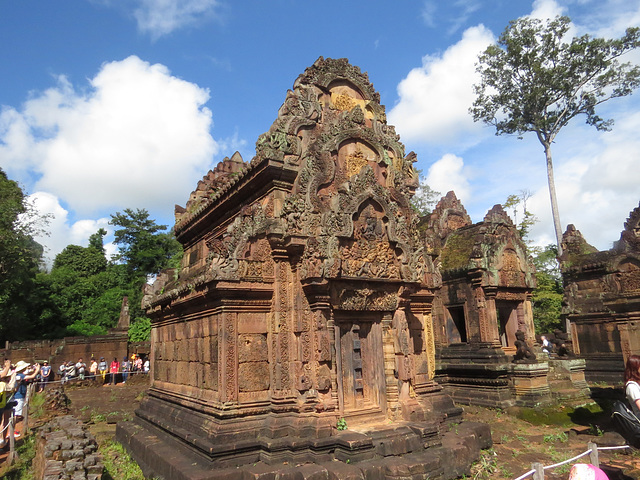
[
  {"x1": 1, "y1": 334, "x2": 131, "y2": 371},
  {"x1": 561, "y1": 203, "x2": 640, "y2": 383},
  {"x1": 429, "y1": 193, "x2": 588, "y2": 407},
  {"x1": 117, "y1": 58, "x2": 489, "y2": 480}
]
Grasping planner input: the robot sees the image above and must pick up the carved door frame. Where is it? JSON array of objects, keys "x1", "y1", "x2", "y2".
[{"x1": 334, "y1": 312, "x2": 386, "y2": 420}]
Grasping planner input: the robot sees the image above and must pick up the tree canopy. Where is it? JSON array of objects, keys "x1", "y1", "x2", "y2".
[
  {"x1": 110, "y1": 208, "x2": 181, "y2": 281},
  {"x1": 0, "y1": 171, "x2": 182, "y2": 341},
  {"x1": 0, "y1": 169, "x2": 46, "y2": 341},
  {"x1": 471, "y1": 15, "x2": 640, "y2": 255}
]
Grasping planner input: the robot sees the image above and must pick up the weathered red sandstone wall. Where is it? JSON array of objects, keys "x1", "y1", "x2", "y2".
[{"x1": 0, "y1": 335, "x2": 149, "y2": 371}]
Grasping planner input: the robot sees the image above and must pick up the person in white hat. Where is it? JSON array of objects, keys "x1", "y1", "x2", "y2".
[{"x1": 13, "y1": 361, "x2": 39, "y2": 429}]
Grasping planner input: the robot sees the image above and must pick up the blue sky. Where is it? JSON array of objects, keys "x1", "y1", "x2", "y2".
[{"x1": 1, "y1": 0, "x2": 639, "y2": 265}]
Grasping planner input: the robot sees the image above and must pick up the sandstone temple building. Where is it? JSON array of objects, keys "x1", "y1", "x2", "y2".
[
  {"x1": 560, "y1": 204, "x2": 640, "y2": 383},
  {"x1": 426, "y1": 192, "x2": 588, "y2": 408},
  {"x1": 118, "y1": 58, "x2": 490, "y2": 480}
]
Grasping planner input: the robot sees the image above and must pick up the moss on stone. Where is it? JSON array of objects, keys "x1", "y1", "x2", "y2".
[{"x1": 441, "y1": 229, "x2": 476, "y2": 271}]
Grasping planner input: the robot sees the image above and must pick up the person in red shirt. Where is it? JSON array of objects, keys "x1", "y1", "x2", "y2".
[{"x1": 109, "y1": 357, "x2": 119, "y2": 385}]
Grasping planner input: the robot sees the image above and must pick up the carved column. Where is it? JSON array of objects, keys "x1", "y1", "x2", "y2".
[
  {"x1": 302, "y1": 284, "x2": 336, "y2": 413},
  {"x1": 522, "y1": 295, "x2": 536, "y2": 344},
  {"x1": 271, "y1": 249, "x2": 297, "y2": 409},
  {"x1": 382, "y1": 312, "x2": 399, "y2": 418},
  {"x1": 219, "y1": 310, "x2": 238, "y2": 403},
  {"x1": 475, "y1": 278, "x2": 501, "y2": 346}
]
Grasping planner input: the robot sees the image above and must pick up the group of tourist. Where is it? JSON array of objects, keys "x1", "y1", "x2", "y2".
[
  {"x1": 56, "y1": 354, "x2": 149, "y2": 385},
  {"x1": 0, "y1": 359, "x2": 43, "y2": 447},
  {"x1": 0, "y1": 353, "x2": 151, "y2": 448}
]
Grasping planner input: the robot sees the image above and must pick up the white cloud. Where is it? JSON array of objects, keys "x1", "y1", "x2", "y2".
[
  {"x1": 132, "y1": 0, "x2": 221, "y2": 39},
  {"x1": 421, "y1": 1, "x2": 437, "y2": 27},
  {"x1": 529, "y1": 0, "x2": 566, "y2": 20},
  {"x1": 28, "y1": 192, "x2": 114, "y2": 267},
  {"x1": 425, "y1": 154, "x2": 471, "y2": 203},
  {"x1": 523, "y1": 104, "x2": 640, "y2": 251},
  {"x1": 388, "y1": 25, "x2": 494, "y2": 148},
  {"x1": 0, "y1": 55, "x2": 217, "y2": 217}
]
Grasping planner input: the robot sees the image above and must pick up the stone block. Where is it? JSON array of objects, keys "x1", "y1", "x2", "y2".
[
  {"x1": 238, "y1": 362, "x2": 270, "y2": 392},
  {"x1": 175, "y1": 322, "x2": 185, "y2": 341},
  {"x1": 204, "y1": 362, "x2": 218, "y2": 390},
  {"x1": 177, "y1": 339, "x2": 189, "y2": 362},
  {"x1": 238, "y1": 334, "x2": 268, "y2": 362},
  {"x1": 86, "y1": 463, "x2": 104, "y2": 474},
  {"x1": 238, "y1": 313, "x2": 267, "y2": 334},
  {"x1": 177, "y1": 361, "x2": 190, "y2": 386},
  {"x1": 315, "y1": 331, "x2": 332, "y2": 362}
]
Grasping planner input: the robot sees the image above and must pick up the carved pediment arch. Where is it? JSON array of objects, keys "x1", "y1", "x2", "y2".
[
  {"x1": 494, "y1": 241, "x2": 527, "y2": 288},
  {"x1": 294, "y1": 57, "x2": 380, "y2": 105},
  {"x1": 609, "y1": 255, "x2": 640, "y2": 293}
]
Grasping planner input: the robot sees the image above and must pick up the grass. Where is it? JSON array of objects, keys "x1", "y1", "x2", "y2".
[
  {"x1": 1, "y1": 435, "x2": 36, "y2": 480},
  {"x1": 99, "y1": 439, "x2": 146, "y2": 480},
  {"x1": 513, "y1": 402, "x2": 604, "y2": 427},
  {"x1": 27, "y1": 392, "x2": 46, "y2": 420},
  {"x1": 471, "y1": 448, "x2": 498, "y2": 480},
  {"x1": 91, "y1": 411, "x2": 107, "y2": 423},
  {"x1": 543, "y1": 432, "x2": 568, "y2": 443}
]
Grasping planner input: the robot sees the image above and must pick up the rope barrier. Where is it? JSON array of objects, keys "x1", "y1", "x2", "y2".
[
  {"x1": 511, "y1": 443, "x2": 632, "y2": 480},
  {"x1": 542, "y1": 449, "x2": 590, "y2": 470},
  {"x1": 513, "y1": 469, "x2": 536, "y2": 480},
  {"x1": 34, "y1": 369, "x2": 150, "y2": 386}
]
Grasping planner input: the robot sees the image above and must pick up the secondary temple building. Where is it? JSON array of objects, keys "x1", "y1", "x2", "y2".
[
  {"x1": 118, "y1": 58, "x2": 490, "y2": 480},
  {"x1": 426, "y1": 193, "x2": 588, "y2": 407},
  {"x1": 560, "y1": 204, "x2": 640, "y2": 383}
]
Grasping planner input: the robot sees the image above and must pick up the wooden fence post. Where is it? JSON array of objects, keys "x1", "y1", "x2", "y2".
[
  {"x1": 588, "y1": 442, "x2": 599, "y2": 468},
  {"x1": 23, "y1": 383, "x2": 31, "y2": 434},
  {"x1": 532, "y1": 462, "x2": 545, "y2": 480},
  {"x1": 7, "y1": 413, "x2": 16, "y2": 465}
]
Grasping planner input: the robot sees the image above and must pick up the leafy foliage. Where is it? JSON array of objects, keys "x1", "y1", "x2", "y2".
[
  {"x1": 129, "y1": 317, "x2": 152, "y2": 342},
  {"x1": 110, "y1": 208, "x2": 181, "y2": 282},
  {"x1": 0, "y1": 169, "x2": 47, "y2": 341},
  {"x1": 502, "y1": 191, "x2": 538, "y2": 240},
  {"x1": 471, "y1": 16, "x2": 640, "y2": 139},
  {"x1": 472, "y1": 15, "x2": 640, "y2": 253},
  {"x1": 531, "y1": 244, "x2": 564, "y2": 333},
  {"x1": 410, "y1": 174, "x2": 441, "y2": 217}
]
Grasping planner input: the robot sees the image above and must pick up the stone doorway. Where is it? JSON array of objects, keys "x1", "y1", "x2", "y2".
[
  {"x1": 445, "y1": 305, "x2": 467, "y2": 343},
  {"x1": 497, "y1": 300, "x2": 520, "y2": 348},
  {"x1": 337, "y1": 315, "x2": 386, "y2": 420}
]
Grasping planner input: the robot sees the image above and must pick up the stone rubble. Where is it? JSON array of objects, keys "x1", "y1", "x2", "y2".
[{"x1": 34, "y1": 415, "x2": 103, "y2": 480}]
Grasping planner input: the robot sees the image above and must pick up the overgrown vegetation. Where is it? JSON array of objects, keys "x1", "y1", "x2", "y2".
[
  {"x1": 99, "y1": 439, "x2": 147, "y2": 480},
  {"x1": 0, "y1": 172, "x2": 182, "y2": 342},
  {"x1": 1, "y1": 435, "x2": 37, "y2": 480}
]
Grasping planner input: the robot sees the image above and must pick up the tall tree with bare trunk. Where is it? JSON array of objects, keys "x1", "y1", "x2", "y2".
[{"x1": 471, "y1": 15, "x2": 640, "y2": 255}]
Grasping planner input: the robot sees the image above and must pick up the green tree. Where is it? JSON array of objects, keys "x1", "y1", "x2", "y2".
[
  {"x1": 502, "y1": 190, "x2": 538, "y2": 240},
  {"x1": 410, "y1": 172, "x2": 441, "y2": 217},
  {"x1": 530, "y1": 244, "x2": 563, "y2": 333},
  {"x1": 41, "y1": 237, "x2": 131, "y2": 337},
  {"x1": 53, "y1": 244, "x2": 107, "y2": 277},
  {"x1": 0, "y1": 169, "x2": 47, "y2": 341},
  {"x1": 110, "y1": 208, "x2": 181, "y2": 281},
  {"x1": 471, "y1": 16, "x2": 640, "y2": 255},
  {"x1": 88, "y1": 228, "x2": 107, "y2": 253}
]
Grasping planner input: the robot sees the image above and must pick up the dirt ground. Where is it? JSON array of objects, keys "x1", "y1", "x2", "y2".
[{"x1": 3, "y1": 377, "x2": 640, "y2": 479}]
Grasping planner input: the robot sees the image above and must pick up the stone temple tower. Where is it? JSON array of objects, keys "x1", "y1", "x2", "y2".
[{"x1": 118, "y1": 57, "x2": 490, "y2": 480}]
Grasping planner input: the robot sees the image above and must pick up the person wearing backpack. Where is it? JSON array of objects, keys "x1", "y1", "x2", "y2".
[
  {"x1": 625, "y1": 354, "x2": 640, "y2": 416},
  {"x1": 612, "y1": 354, "x2": 640, "y2": 447}
]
